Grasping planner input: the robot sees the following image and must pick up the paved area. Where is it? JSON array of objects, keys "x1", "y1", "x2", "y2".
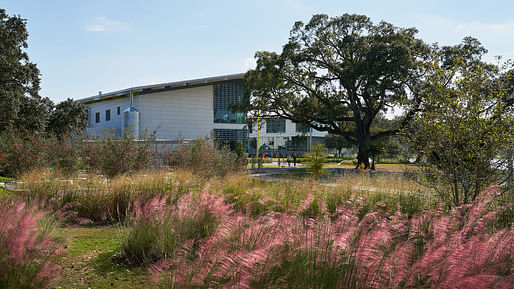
[{"x1": 248, "y1": 165, "x2": 407, "y2": 177}]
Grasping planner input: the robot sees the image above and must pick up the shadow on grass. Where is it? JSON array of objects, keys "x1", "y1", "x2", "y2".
[{"x1": 58, "y1": 227, "x2": 148, "y2": 289}]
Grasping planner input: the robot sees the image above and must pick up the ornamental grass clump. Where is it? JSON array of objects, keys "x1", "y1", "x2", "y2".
[
  {"x1": 121, "y1": 186, "x2": 232, "y2": 266},
  {"x1": 0, "y1": 198, "x2": 65, "y2": 289}
]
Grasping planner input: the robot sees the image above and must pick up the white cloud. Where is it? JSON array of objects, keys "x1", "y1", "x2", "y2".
[
  {"x1": 414, "y1": 15, "x2": 514, "y2": 61},
  {"x1": 199, "y1": 24, "x2": 208, "y2": 29},
  {"x1": 85, "y1": 24, "x2": 105, "y2": 32},
  {"x1": 456, "y1": 21, "x2": 514, "y2": 34},
  {"x1": 85, "y1": 17, "x2": 129, "y2": 32},
  {"x1": 241, "y1": 57, "x2": 257, "y2": 72}
]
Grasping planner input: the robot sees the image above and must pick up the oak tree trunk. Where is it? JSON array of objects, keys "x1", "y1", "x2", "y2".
[{"x1": 356, "y1": 142, "x2": 371, "y2": 169}]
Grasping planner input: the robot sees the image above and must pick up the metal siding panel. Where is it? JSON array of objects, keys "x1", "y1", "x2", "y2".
[{"x1": 139, "y1": 86, "x2": 214, "y2": 140}]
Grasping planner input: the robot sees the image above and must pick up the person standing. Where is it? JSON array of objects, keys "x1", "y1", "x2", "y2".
[
  {"x1": 287, "y1": 154, "x2": 291, "y2": 167},
  {"x1": 293, "y1": 154, "x2": 297, "y2": 167}
]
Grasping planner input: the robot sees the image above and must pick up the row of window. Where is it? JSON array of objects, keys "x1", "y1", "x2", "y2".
[
  {"x1": 248, "y1": 119, "x2": 312, "y2": 134},
  {"x1": 93, "y1": 106, "x2": 121, "y2": 123}
]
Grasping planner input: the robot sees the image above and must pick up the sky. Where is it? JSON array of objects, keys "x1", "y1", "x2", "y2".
[{"x1": 2, "y1": 0, "x2": 514, "y2": 103}]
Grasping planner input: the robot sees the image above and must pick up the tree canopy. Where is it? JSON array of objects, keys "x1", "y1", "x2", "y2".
[
  {"x1": 411, "y1": 40, "x2": 514, "y2": 206},
  {"x1": 241, "y1": 14, "x2": 430, "y2": 169},
  {"x1": 0, "y1": 9, "x2": 41, "y2": 132},
  {"x1": 0, "y1": 9, "x2": 86, "y2": 136}
]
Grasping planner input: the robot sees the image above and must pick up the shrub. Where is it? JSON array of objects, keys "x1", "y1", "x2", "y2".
[
  {"x1": 0, "y1": 132, "x2": 44, "y2": 177},
  {"x1": 0, "y1": 198, "x2": 65, "y2": 288},
  {"x1": 42, "y1": 135, "x2": 80, "y2": 176},
  {"x1": 165, "y1": 137, "x2": 246, "y2": 178},
  {"x1": 0, "y1": 132, "x2": 81, "y2": 177},
  {"x1": 80, "y1": 134, "x2": 154, "y2": 178},
  {"x1": 411, "y1": 59, "x2": 514, "y2": 207},
  {"x1": 305, "y1": 144, "x2": 326, "y2": 178}
]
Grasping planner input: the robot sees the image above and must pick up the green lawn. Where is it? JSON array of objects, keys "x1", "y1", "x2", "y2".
[
  {"x1": 56, "y1": 227, "x2": 148, "y2": 289},
  {"x1": 0, "y1": 176, "x2": 13, "y2": 182}
]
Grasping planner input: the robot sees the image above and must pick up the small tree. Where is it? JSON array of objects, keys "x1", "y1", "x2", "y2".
[
  {"x1": 47, "y1": 99, "x2": 87, "y2": 137},
  {"x1": 413, "y1": 46, "x2": 513, "y2": 206},
  {"x1": 306, "y1": 144, "x2": 326, "y2": 178}
]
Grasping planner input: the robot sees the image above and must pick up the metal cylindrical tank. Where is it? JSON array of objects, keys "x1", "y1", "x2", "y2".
[{"x1": 122, "y1": 106, "x2": 140, "y2": 139}]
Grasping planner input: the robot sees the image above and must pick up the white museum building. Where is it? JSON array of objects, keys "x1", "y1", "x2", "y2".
[{"x1": 75, "y1": 73, "x2": 326, "y2": 155}]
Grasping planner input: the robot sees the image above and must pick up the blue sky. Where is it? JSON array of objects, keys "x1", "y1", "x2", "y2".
[{"x1": 3, "y1": 0, "x2": 514, "y2": 102}]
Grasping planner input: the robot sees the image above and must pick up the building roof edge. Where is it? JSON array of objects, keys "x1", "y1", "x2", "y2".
[{"x1": 76, "y1": 73, "x2": 245, "y2": 103}]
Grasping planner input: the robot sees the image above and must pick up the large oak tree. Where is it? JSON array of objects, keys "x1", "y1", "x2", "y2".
[{"x1": 241, "y1": 14, "x2": 430, "y2": 169}]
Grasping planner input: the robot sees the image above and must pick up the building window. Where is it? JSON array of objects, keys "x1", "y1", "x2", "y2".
[
  {"x1": 95, "y1": 112, "x2": 100, "y2": 123},
  {"x1": 266, "y1": 119, "x2": 286, "y2": 133},
  {"x1": 105, "y1": 109, "x2": 111, "y2": 121},
  {"x1": 213, "y1": 80, "x2": 246, "y2": 124},
  {"x1": 117, "y1": 106, "x2": 120, "y2": 115}
]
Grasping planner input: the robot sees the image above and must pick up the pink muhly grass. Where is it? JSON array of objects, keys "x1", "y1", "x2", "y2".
[
  {"x1": 148, "y1": 185, "x2": 512, "y2": 289},
  {"x1": 130, "y1": 195, "x2": 167, "y2": 221},
  {"x1": 0, "y1": 198, "x2": 64, "y2": 288},
  {"x1": 396, "y1": 186, "x2": 513, "y2": 288},
  {"x1": 123, "y1": 185, "x2": 234, "y2": 266},
  {"x1": 296, "y1": 191, "x2": 329, "y2": 218},
  {"x1": 298, "y1": 192, "x2": 314, "y2": 210},
  {"x1": 7, "y1": 210, "x2": 44, "y2": 263}
]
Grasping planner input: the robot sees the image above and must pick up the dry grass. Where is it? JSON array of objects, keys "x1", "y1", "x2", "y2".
[{"x1": 14, "y1": 168, "x2": 435, "y2": 222}]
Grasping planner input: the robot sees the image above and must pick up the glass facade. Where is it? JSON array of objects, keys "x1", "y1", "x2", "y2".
[
  {"x1": 266, "y1": 119, "x2": 286, "y2": 133},
  {"x1": 213, "y1": 129, "x2": 248, "y2": 150},
  {"x1": 248, "y1": 135, "x2": 325, "y2": 156},
  {"x1": 213, "y1": 80, "x2": 246, "y2": 124}
]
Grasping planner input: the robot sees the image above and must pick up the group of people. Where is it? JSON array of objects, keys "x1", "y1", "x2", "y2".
[
  {"x1": 278, "y1": 153, "x2": 296, "y2": 167},
  {"x1": 250, "y1": 153, "x2": 298, "y2": 170}
]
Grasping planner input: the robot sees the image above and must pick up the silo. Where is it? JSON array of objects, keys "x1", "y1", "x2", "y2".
[{"x1": 122, "y1": 90, "x2": 140, "y2": 139}]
